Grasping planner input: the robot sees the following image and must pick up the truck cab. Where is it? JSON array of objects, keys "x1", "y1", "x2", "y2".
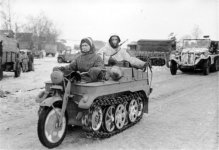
[{"x1": 57, "y1": 49, "x2": 80, "y2": 63}]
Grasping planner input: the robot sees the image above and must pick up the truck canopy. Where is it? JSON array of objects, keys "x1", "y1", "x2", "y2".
[
  {"x1": 43, "y1": 44, "x2": 57, "y2": 53},
  {"x1": 137, "y1": 39, "x2": 173, "y2": 52},
  {"x1": 0, "y1": 34, "x2": 18, "y2": 53}
]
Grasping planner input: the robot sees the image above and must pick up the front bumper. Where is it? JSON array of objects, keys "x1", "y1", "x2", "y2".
[{"x1": 170, "y1": 54, "x2": 208, "y2": 68}]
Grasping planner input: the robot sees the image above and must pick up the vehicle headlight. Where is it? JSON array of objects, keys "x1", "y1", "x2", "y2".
[
  {"x1": 196, "y1": 52, "x2": 208, "y2": 58},
  {"x1": 170, "y1": 54, "x2": 176, "y2": 59}
]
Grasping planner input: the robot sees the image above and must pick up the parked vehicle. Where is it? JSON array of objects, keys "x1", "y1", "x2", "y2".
[
  {"x1": 44, "y1": 44, "x2": 57, "y2": 57},
  {"x1": 127, "y1": 39, "x2": 176, "y2": 67},
  {"x1": 36, "y1": 66, "x2": 152, "y2": 148},
  {"x1": 33, "y1": 49, "x2": 44, "y2": 59},
  {"x1": 169, "y1": 39, "x2": 219, "y2": 75},
  {"x1": 0, "y1": 34, "x2": 21, "y2": 80},
  {"x1": 57, "y1": 49, "x2": 80, "y2": 63}
]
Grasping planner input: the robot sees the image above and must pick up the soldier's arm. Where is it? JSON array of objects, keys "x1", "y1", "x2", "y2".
[{"x1": 121, "y1": 49, "x2": 145, "y2": 69}]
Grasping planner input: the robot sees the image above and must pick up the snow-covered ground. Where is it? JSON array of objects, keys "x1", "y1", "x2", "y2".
[{"x1": 0, "y1": 57, "x2": 218, "y2": 150}]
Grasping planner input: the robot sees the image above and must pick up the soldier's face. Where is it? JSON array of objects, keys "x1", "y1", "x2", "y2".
[
  {"x1": 81, "y1": 43, "x2": 91, "y2": 53},
  {"x1": 111, "y1": 37, "x2": 119, "y2": 47}
]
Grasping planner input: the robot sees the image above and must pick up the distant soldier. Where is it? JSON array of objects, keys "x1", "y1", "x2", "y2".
[
  {"x1": 27, "y1": 52, "x2": 34, "y2": 71},
  {"x1": 21, "y1": 51, "x2": 29, "y2": 72}
]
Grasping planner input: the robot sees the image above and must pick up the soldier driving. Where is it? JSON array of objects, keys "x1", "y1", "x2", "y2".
[{"x1": 53, "y1": 37, "x2": 104, "y2": 82}]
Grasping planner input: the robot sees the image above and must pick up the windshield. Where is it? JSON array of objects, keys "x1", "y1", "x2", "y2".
[{"x1": 183, "y1": 39, "x2": 210, "y2": 48}]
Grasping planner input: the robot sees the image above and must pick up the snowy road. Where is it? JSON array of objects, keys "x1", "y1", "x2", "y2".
[{"x1": 0, "y1": 58, "x2": 218, "y2": 150}]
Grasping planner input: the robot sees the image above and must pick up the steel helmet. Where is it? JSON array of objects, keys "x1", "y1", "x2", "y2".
[
  {"x1": 50, "y1": 71, "x2": 64, "y2": 84},
  {"x1": 109, "y1": 66, "x2": 123, "y2": 81}
]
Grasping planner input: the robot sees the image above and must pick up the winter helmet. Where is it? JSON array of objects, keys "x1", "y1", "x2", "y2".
[
  {"x1": 80, "y1": 37, "x2": 96, "y2": 53},
  {"x1": 109, "y1": 35, "x2": 121, "y2": 49}
]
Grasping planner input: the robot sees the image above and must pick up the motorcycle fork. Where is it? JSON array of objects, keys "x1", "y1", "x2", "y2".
[{"x1": 59, "y1": 80, "x2": 71, "y2": 126}]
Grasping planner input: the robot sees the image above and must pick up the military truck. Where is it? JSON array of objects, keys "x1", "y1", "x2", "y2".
[
  {"x1": 127, "y1": 39, "x2": 176, "y2": 67},
  {"x1": 16, "y1": 33, "x2": 33, "y2": 50},
  {"x1": 44, "y1": 44, "x2": 57, "y2": 57},
  {"x1": 0, "y1": 34, "x2": 21, "y2": 80},
  {"x1": 57, "y1": 49, "x2": 80, "y2": 63},
  {"x1": 169, "y1": 38, "x2": 219, "y2": 75}
]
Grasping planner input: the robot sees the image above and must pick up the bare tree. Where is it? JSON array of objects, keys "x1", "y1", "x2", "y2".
[
  {"x1": 24, "y1": 12, "x2": 60, "y2": 43},
  {"x1": 191, "y1": 25, "x2": 202, "y2": 39},
  {"x1": 0, "y1": 0, "x2": 12, "y2": 30}
]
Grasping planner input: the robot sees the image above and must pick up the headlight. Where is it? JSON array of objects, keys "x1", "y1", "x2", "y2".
[
  {"x1": 196, "y1": 52, "x2": 208, "y2": 58},
  {"x1": 170, "y1": 54, "x2": 176, "y2": 59}
]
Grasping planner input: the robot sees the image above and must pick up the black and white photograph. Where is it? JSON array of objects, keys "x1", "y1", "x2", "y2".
[{"x1": 0, "y1": 0, "x2": 218, "y2": 149}]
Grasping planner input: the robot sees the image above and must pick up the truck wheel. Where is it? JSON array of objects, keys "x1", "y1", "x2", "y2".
[
  {"x1": 37, "y1": 106, "x2": 67, "y2": 148},
  {"x1": 14, "y1": 64, "x2": 21, "y2": 77},
  {"x1": 170, "y1": 60, "x2": 177, "y2": 75},
  {"x1": 0, "y1": 68, "x2": 3, "y2": 80},
  {"x1": 203, "y1": 60, "x2": 210, "y2": 75},
  {"x1": 57, "y1": 58, "x2": 63, "y2": 63},
  {"x1": 211, "y1": 57, "x2": 219, "y2": 72}
]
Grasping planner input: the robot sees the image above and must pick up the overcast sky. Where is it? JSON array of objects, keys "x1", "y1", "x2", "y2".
[{"x1": 1, "y1": 0, "x2": 219, "y2": 45}]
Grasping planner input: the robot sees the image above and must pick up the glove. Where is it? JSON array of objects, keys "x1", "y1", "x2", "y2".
[{"x1": 108, "y1": 56, "x2": 118, "y2": 66}]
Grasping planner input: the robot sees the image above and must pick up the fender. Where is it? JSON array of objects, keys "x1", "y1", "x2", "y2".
[
  {"x1": 40, "y1": 96, "x2": 62, "y2": 107},
  {"x1": 209, "y1": 54, "x2": 219, "y2": 65},
  {"x1": 195, "y1": 56, "x2": 209, "y2": 65}
]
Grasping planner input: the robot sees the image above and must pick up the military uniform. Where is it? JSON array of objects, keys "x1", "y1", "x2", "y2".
[{"x1": 54, "y1": 37, "x2": 104, "y2": 82}]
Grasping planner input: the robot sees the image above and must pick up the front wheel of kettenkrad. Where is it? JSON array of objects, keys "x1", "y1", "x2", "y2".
[{"x1": 37, "y1": 106, "x2": 67, "y2": 149}]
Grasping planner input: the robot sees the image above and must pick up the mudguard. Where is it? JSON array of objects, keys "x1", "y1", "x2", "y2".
[{"x1": 40, "y1": 96, "x2": 62, "y2": 107}]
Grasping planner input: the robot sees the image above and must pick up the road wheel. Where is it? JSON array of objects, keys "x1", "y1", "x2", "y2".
[
  {"x1": 115, "y1": 104, "x2": 126, "y2": 129},
  {"x1": 203, "y1": 60, "x2": 210, "y2": 75},
  {"x1": 90, "y1": 106, "x2": 103, "y2": 131},
  {"x1": 57, "y1": 57, "x2": 63, "y2": 63},
  {"x1": 170, "y1": 60, "x2": 177, "y2": 75},
  {"x1": 37, "y1": 106, "x2": 67, "y2": 148},
  {"x1": 128, "y1": 99, "x2": 138, "y2": 123},
  {"x1": 137, "y1": 97, "x2": 144, "y2": 117},
  {"x1": 103, "y1": 105, "x2": 115, "y2": 132},
  {"x1": 14, "y1": 63, "x2": 21, "y2": 77}
]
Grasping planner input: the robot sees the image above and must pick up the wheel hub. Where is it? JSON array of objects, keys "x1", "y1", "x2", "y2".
[
  {"x1": 128, "y1": 99, "x2": 138, "y2": 122},
  {"x1": 104, "y1": 106, "x2": 115, "y2": 132},
  {"x1": 44, "y1": 108, "x2": 66, "y2": 143},
  {"x1": 115, "y1": 104, "x2": 126, "y2": 129},
  {"x1": 91, "y1": 106, "x2": 103, "y2": 131}
]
